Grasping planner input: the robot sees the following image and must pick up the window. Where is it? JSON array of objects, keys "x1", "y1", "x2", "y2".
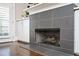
[{"x1": 0, "y1": 7, "x2": 9, "y2": 39}]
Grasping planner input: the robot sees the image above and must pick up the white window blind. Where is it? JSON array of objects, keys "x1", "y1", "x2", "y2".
[{"x1": 0, "y1": 7, "x2": 9, "y2": 39}]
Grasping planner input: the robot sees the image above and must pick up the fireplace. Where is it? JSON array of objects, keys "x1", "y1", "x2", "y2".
[{"x1": 35, "y1": 28, "x2": 60, "y2": 46}]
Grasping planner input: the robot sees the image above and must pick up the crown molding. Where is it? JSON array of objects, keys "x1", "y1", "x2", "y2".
[{"x1": 24, "y1": 3, "x2": 71, "y2": 15}]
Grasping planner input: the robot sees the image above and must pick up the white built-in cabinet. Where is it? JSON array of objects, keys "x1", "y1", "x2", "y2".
[{"x1": 16, "y1": 17, "x2": 29, "y2": 43}]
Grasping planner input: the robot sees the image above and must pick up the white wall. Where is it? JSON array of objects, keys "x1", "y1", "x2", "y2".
[
  {"x1": 15, "y1": 3, "x2": 27, "y2": 21},
  {"x1": 74, "y1": 10, "x2": 79, "y2": 54}
]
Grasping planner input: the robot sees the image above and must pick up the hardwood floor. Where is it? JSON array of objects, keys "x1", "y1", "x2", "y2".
[{"x1": 0, "y1": 42, "x2": 43, "y2": 56}]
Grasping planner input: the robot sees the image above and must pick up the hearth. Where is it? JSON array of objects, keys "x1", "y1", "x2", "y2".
[{"x1": 35, "y1": 28, "x2": 60, "y2": 46}]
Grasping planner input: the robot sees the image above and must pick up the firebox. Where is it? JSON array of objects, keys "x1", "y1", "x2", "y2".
[{"x1": 35, "y1": 28, "x2": 60, "y2": 47}]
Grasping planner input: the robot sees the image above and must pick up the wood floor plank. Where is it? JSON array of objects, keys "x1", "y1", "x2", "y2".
[{"x1": 0, "y1": 42, "x2": 43, "y2": 56}]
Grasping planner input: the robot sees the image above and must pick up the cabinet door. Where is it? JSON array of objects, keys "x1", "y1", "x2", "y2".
[
  {"x1": 22, "y1": 20, "x2": 29, "y2": 42},
  {"x1": 16, "y1": 19, "x2": 30, "y2": 43},
  {"x1": 16, "y1": 21, "x2": 23, "y2": 41}
]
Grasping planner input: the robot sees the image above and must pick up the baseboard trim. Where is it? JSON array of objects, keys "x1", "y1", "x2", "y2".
[
  {"x1": 0, "y1": 41, "x2": 13, "y2": 44},
  {"x1": 17, "y1": 40, "x2": 29, "y2": 44}
]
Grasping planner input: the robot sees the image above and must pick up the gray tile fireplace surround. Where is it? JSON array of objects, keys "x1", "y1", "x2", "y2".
[{"x1": 30, "y1": 4, "x2": 76, "y2": 55}]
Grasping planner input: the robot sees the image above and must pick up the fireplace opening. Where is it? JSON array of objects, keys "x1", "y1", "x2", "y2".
[{"x1": 35, "y1": 28, "x2": 60, "y2": 46}]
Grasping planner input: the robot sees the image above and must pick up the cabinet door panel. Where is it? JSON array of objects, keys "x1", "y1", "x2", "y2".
[
  {"x1": 16, "y1": 21, "x2": 23, "y2": 40},
  {"x1": 23, "y1": 20, "x2": 29, "y2": 42}
]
